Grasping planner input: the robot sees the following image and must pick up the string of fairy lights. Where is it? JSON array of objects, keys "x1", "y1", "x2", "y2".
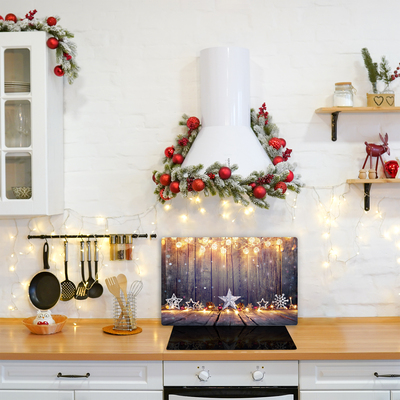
[{"x1": 4, "y1": 181, "x2": 400, "y2": 314}]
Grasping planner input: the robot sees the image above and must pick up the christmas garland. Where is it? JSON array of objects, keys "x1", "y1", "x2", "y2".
[
  {"x1": 0, "y1": 11, "x2": 78, "y2": 84},
  {"x1": 152, "y1": 103, "x2": 304, "y2": 210}
]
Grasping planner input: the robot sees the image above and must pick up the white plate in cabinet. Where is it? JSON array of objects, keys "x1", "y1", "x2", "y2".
[
  {"x1": 300, "y1": 391, "x2": 389, "y2": 400},
  {"x1": 0, "y1": 391, "x2": 74, "y2": 400},
  {"x1": 0, "y1": 31, "x2": 63, "y2": 215},
  {"x1": 76, "y1": 391, "x2": 163, "y2": 400},
  {"x1": 0, "y1": 360, "x2": 163, "y2": 390},
  {"x1": 300, "y1": 360, "x2": 400, "y2": 390}
]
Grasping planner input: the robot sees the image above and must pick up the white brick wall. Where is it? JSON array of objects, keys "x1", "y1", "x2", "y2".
[{"x1": 1, "y1": 0, "x2": 400, "y2": 319}]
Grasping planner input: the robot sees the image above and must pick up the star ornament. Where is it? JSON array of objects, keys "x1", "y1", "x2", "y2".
[
  {"x1": 186, "y1": 298, "x2": 199, "y2": 310},
  {"x1": 166, "y1": 293, "x2": 182, "y2": 309},
  {"x1": 257, "y1": 298, "x2": 269, "y2": 309},
  {"x1": 218, "y1": 288, "x2": 241, "y2": 310}
]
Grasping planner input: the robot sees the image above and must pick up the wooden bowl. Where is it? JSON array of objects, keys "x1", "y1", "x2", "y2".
[{"x1": 22, "y1": 315, "x2": 67, "y2": 335}]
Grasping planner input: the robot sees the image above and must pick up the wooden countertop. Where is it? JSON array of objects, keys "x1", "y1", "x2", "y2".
[{"x1": 1, "y1": 317, "x2": 400, "y2": 361}]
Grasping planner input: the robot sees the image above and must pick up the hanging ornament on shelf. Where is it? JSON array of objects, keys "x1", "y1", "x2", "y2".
[
  {"x1": 46, "y1": 37, "x2": 59, "y2": 49},
  {"x1": 54, "y1": 65, "x2": 64, "y2": 77}
]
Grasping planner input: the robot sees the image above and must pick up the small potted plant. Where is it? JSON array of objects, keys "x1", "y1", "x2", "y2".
[{"x1": 361, "y1": 48, "x2": 398, "y2": 107}]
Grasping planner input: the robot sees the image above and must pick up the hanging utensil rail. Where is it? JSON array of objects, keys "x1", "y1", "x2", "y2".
[{"x1": 27, "y1": 233, "x2": 157, "y2": 239}]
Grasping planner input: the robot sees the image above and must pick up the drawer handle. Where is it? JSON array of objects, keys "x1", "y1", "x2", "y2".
[
  {"x1": 57, "y1": 373, "x2": 90, "y2": 379},
  {"x1": 374, "y1": 372, "x2": 400, "y2": 378}
]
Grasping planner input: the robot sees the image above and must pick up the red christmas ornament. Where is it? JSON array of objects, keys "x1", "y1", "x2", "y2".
[
  {"x1": 5, "y1": 13, "x2": 17, "y2": 23},
  {"x1": 63, "y1": 52, "x2": 72, "y2": 61},
  {"x1": 385, "y1": 160, "x2": 399, "y2": 178},
  {"x1": 186, "y1": 116, "x2": 200, "y2": 131},
  {"x1": 159, "y1": 189, "x2": 171, "y2": 201},
  {"x1": 219, "y1": 167, "x2": 231, "y2": 180},
  {"x1": 268, "y1": 137, "x2": 282, "y2": 150},
  {"x1": 280, "y1": 138, "x2": 286, "y2": 148},
  {"x1": 285, "y1": 170, "x2": 294, "y2": 182},
  {"x1": 178, "y1": 137, "x2": 188, "y2": 146},
  {"x1": 249, "y1": 182, "x2": 256, "y2": 188},
  {"x1": 273, "y1": 156, "x2": 283, "y2": 165},
  {"x1": 160, "y1": 174, "x2": 171, "y2": 186},
  {"x1": 172, "y1": 154, "x2": 184, "y2": 164},
  {"x1": 192, "y1": 179, "x2": 205, "y2": 192},
  {"x1": 253, "y1": 186, "x2": 267, "y2": 199},
  {"x1": 169, "y1": 181, "x2": 181, "y2": 193},
  {"x1": 274, "y1": 182, "x2": 287, "y2": 194},
  {"x1": 164, "y1": 146, "x2": 175, "y2": 158},
  {"x1": 47, "y1": 16, "x2": 57, "y2": 26},
  {"x1": 54, "y1": 65, "x2": 64, "y2": 77},
  {"x1": 152, "y1": 174, "x2": 158, "y2": 184},
  {"x1": 0, "y1": 16, "x2": 3, "y2": 21},
  {"x1": 46, "y1": 37, "x2": 59, "y2": 49}
]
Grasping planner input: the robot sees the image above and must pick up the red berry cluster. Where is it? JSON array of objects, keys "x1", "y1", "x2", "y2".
[
  {"x1": 187, "y1": 177, "x2": 194, "y2": 191},
  {"x1": 178, "y1": 138, "x2": 189, "y2": 146},
  {"x1": 207, "y1": 173, "x2": 215, "y2": 180},
  {"x1": 256, "y1": 174, "x2": 274, "y2": 185},
  {"x1": 282, "y1": 148, "x2": 292, "y2": 161},
  {"x1": 258, "y1": 102, "x2": 269, "y2": 125},
  {"x1": 391, "y1": 64, "x2": 400, "y2": 81},
  {"x1": 24, "y1": 9, "x2": 37, "y2": 20}
]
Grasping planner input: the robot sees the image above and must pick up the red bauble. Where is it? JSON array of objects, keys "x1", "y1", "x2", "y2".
[
  {"x1": 273, "y1": 156, "x2": 283, "y2": 165},
  {"x1": 186, "y1": 116, "x2": 200, "y2": 131},
  {"x1": 46, "y1": 37, "x2": 59, "y2": 49},
  {"x1": 253, "y1": 186, "x2": 267, "y2": 199},
  {"x1": 152, "y1": 174, "x2": 158, "y2": 184},
  {"x1": 285, "y1": 170, "x2": 294, "y2": 182},
  {"x1": 268, "y1": 137, "x2": 282, "y2": 150},
  {"x1": 0, "y1": 16, "x2": 4, "y2": 21},
  {"x1": 164, "y1": 146, "x2": 175, "y2": 158},
  {"x1": 63, "y1": 52, "x2": 72, "y2": 61},
  {"x1": 54, "y1": 65, "x2": 64, "y2": 77},
  {"x1": 385, "y1": 160, "x2": 399, "y2": 178},
  {"x1": 192, "y1": 179, "x2": 205, "y2": 192},
  {"x1": 159, "y1": 174, "x2": 171, "y2": 186},
  {"x1": 274, "y1": 182, "x2": 287, "y2": 194},
  {"x1": 5, "y1": 13, "x2": 17, "y2": 23},
  {"x1": 160, "y1": 189, "x2": 171, "y2": 201},
  {"x1": 219, "y1": 167, "x2": 232, "y2": 180},
  {"x1": 172, "y1": 154, "x2": 184, "y2": 164},
  {"x1": 47, "y1": 16, "x2": 57, "y2": 26},
  {"x1": 249, "y1": 182, "x2": 256, "y2": 188},
  {"x1": 280, "y1": 138, "x2": 286, "y2": 148},
  {"x1": 169, "y1": 181, "x2": 181, "y2": 193}
]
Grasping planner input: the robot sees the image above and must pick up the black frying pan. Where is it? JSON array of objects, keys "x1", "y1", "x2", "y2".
[{"x1": 28, "y1": 242, "x2": 61, "y2": 310}]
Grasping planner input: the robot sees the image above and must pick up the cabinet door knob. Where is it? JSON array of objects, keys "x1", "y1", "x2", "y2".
[
  {"x1": 197, "y1": 370, "x2": 211, "y2": 381},
  {"x1": 57, "y1": 372, "x2": 90, "y2": 378},
  {"x1": 252, "y1": 370, "x2": 265, "y2": 381}
]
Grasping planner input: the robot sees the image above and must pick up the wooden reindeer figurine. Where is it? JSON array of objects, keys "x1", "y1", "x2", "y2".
[{"x1": 362, "y1": 133, "x2": 390, "y2": 178}]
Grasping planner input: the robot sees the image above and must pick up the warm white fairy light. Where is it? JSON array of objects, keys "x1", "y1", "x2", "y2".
[
  {"x1": 181, "y1": 214, "x2": 188, "y2": 221},
  {"x1": 200, "y1": 208, "x2": 206, "y2": 213},
  {"x1": 211, "y1": 243, "x2": 218, "y2": 250},
  {"x1": 164, "y1": 204, "x2": 171, "y2": 211},
  {"x1": 323, "y1": 262, "x2": 330, "y2": 268},
  {"x1": 243, "y1": 248, "x2": 249, "y2": 254},
  {"x1": 220, "y1": 247, "x2": 227, "y2": 254},
  {"x1": 176, "y1": 241, "x2": 182, "y2": 248}
]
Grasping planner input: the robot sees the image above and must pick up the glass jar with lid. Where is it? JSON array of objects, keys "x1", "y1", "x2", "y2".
[{"x1": 333, "y1": 82, "x2": 355, "y2": 107}]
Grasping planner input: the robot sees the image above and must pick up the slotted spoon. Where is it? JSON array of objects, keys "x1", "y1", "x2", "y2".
[{"x1": 60, "y1": 241, "x2": 76, "y2": 301}]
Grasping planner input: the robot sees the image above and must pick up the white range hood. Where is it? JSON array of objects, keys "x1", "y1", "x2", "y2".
[{"x1": 181, "y1": 46, "x2": 272, "y2": 177}]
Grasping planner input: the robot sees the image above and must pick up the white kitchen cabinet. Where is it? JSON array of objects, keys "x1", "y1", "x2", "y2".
[
  {"x1": 0, "y1": 31, "x2": 63, "y2": 216},
  {"x1": 0, "y1": 391, "x2": 73, "y2": 400},
  {"x1": 299, "y1": 360, "x2": 400, "y2": 400},
  {"x1": 76, "y1": 391, "x2": 163, "y2": 400}
]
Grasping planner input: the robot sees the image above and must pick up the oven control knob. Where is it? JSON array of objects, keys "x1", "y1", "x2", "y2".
[
  {"x1": 252, "y1": 370, "x2": 264, "y2": 381},
  {"x1": 197, "y1": 370, "x2": 211, "y2": 381}
]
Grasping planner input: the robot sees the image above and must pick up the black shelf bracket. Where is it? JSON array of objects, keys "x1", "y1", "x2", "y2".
[
  {"x1": 364, "y1": 183, "x2": 372, "y2": 211},
  {"x1": 331, "y1": 111, "x2": 341, "y2": 141}
]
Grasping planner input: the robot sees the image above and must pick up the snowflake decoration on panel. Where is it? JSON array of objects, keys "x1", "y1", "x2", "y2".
[
  {"x1": 272, "y1": 293, "x2": 289, "y2": 309},
  {"x1": 152, "y1": 103, "x2": 304, "y2": 209},
  {"x1": 0, "y1": 10, "x2": 79, "y2": 83}
]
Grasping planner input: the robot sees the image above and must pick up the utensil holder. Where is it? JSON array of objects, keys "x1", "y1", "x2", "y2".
[{"x1": 113, "y1": 293, "x2": 136, "y2": 331}]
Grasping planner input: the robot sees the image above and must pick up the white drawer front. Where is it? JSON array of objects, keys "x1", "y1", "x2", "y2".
[
  {"x1": 0, "y1": 361, "x2": 163, "y2": 390},
  {"x1": 0, "y1": 391, "x2": 74, "y2": 400},
  {"x1": 76, "y1": 390, "x2": 163, "y2": 400},
  {"x1": 300, "y1": 391, "x2": 390, "y2": 400},
  {"x1": 300, "y1": 361, "x2": 400, "y2": 390},
  {"x1": 164, "y1": 361, "x2": 298, "y2": 386}
]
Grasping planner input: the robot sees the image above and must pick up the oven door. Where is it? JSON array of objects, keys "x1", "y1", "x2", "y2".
[{"x1": 164, "y1": 387, "x2": 298, "y2": 400}]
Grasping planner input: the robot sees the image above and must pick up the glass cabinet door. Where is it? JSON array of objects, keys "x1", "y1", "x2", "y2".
[
  {"x1": 5, "y1": 153, "x2": 32, "y2": 199},
  {"x1": 4, "y1": 48, "x2": 30, "y2": 93},
  {"x1": 5, "y1": 100, "x2": 31, "y2": 148}
]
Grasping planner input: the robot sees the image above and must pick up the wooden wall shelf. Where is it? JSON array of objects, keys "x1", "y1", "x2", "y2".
[
  {"x1": 346, "y1": 178, "x2": 400, "y2": 211},
  {"x1": 315, "y1": 107, "x2": 400, "y2": 141}
]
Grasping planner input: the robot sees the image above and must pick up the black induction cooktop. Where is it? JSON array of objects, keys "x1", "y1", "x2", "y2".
[{"x1": 166, "y1": 326, "x2": 296, "y2": 350}]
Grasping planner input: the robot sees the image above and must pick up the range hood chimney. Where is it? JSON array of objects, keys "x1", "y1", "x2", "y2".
[{"x1": 181, "y1": 47, "x2": 272, "y2": 176}]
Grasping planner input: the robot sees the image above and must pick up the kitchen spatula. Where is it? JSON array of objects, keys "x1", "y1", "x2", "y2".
[
  {"x1": 60, "y1": 241, "x2": 76, "y2": 301},
  {"x1": 105, "y1": 276, "x2": 130, "y2": 326}
]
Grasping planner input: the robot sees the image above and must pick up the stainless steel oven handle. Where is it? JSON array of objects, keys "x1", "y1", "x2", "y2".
[{"x1": 374, "y1": 372, "x2": 400, "y2": 378}]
